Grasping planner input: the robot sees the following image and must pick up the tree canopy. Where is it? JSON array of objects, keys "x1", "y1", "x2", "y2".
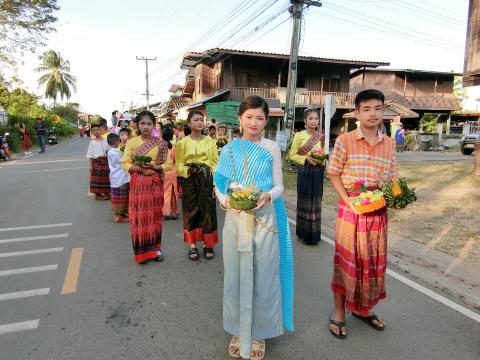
[{"x1": 0, "y1": 0, "x2": 59, "y2": 66}]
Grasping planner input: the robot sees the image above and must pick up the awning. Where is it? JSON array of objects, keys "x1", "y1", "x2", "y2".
[
  {"x1": 185, "y1": 89, "x2": 231, "y2": 109},
  {"x1": 269, "y1": 108, "x2": 284, "y2": 117}
]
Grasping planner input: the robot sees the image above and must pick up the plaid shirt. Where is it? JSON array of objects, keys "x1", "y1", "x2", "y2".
[{"x1": 327, "y1": 128, "x2": 398, "y2": 190}]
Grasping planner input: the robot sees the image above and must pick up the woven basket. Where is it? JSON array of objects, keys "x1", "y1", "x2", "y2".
[{"x1": 230, "y1": 198, "x2": 258, "y2": 210}]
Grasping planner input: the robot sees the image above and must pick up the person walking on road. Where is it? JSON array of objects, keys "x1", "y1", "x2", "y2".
[
  {"x1": 87, "y1": 124, "x2": 111, "y2": 201},
  {"x1": 214, "y1": 96, "x2": 294, "y2": 360},
  {"x1": 288, "y1": 108, "x2": 324, "y2": 245},
  {"x1": 175, "y1": 111, "x2": 218, "y2": 261},
  {"x1": 327, "y1": 89, "x2": 398, "y2": 339},
  {"x1": 121, "y1": 111, "x2": 172, "y2": 264},
  {"x1": 107, "y1": 133, "x2": 130, "y2": 223},
  {"x1": 395, "y1": 124, "x2": 406, "y2": 152},
  {"x1": 35, "y1": 118, "x2": 47, "y2": 153},
  {"x1": 19, "y1": 122, "x2": 33, "y2": 155},
  {"x1": 161, "y1": 125, "x2": 180, "y2": 220}
]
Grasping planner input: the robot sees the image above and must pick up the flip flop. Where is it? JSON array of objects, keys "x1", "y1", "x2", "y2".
[
  {"x1": 188, "y1": 247, "x2": 199, "y2": 261},
  {"x1": 352, "y1": 313, "x2": 385, "y2": 331},
  {"x1": 329, "y1": 316, "x2": 347, "y2": 339},
  {"x1": 228, "y1": 336, "x2": 240, "y2": 359}
]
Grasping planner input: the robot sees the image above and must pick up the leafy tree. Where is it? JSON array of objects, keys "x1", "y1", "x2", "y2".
[
  {"x1": 35, "y1": 49, "x2": 77, "y2": 106},
  {"x1": 51, "y1": 104, "x2": 78, "y2": 123},
  {"x1": 0, "y1": 0, "x2": 59, "y2": 66}
]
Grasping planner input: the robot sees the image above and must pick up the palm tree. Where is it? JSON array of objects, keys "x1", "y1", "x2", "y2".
[{"x1": 35, "y1": 50, "x2": 77, "y2": 107}]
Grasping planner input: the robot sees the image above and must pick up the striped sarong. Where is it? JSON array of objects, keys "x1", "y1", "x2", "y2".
[
  {"x1": 111, "y1": 183, "x2": 129, "y2": 216},
  {"x1": 129, "y1": 172, "x2": 164, "y2": 263},
  {"x1": 90, "y1": 157, "x2": 111, "y2": 193},
  {"x1": 331, "y1": 195, "x2": 388, "y2": 316}
]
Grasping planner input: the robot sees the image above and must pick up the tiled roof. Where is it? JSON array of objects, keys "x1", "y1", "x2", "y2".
[
  {"x1": 170, "y1": 96, "x2": 192, "y2": 110},
  {"x1": 182, "y1": 48, "x2": 389, "y2": 68}
]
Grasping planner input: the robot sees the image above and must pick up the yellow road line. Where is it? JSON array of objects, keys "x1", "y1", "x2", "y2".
[{"x1": 61, "y1": 248, "x2": 84, "y2": 295}]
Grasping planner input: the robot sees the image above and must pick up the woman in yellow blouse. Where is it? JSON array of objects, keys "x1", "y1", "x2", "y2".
[
  {"x1": 175, "y1": 110, "x2": 219, "y2": 261},
  {"x1": 288, "y1": 108, "x2": 324, "y2": 245},
  {"x1": 121, "y1": 111, "x2": 172, "y2": 264}
]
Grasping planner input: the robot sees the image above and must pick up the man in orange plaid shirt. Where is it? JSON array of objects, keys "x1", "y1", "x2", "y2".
[{"x1": 327, "y1": 89, "x2": 398, "y2": 339}]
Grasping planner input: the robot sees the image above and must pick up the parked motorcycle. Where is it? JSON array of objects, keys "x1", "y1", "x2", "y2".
[
  {"x1": 0, "y1": 132, "x2": 10, "y2": 161},
  {"x1": 48, "y1": 127, "x2": 58, "y2": 145}
]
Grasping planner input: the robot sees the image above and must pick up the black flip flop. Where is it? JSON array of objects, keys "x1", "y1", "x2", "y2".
[
  {"x1": 203, "y1": 247, "x2": 215, "y2": 260},
  {"x1": 352, "y1": 313, "x2": 385, "y2": 331},
  {"x1": 329, "y1": 317, "x2": 347, "y2": 339},
  {"x1": 188, "y1": 248, "x2": 199, "y2": 261}
]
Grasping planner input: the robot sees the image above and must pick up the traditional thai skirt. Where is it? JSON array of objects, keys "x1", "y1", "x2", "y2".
[
  {"x1": 181, "y1": 171, "x2": 218, "y2": 248},
  {"x1": 331, "y1": 194, "x2": 388, "y2": 316},
  {"x1": 90, "y1": 157, "x2": 111, "y2": 194},
  {"x1": 128, "y1": 172, "x2": 164, "y2": 263},
  {"x1": 111, "y1": 183, "x2": 129, "y2": 217},
  {"x1": 296, "y1": 163, "x2": 324, "y2": 245}
]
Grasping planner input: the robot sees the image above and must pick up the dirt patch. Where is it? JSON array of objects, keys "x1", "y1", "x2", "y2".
[{"x1": 284, "y1": 160, "x2": 480, "y2": 263}]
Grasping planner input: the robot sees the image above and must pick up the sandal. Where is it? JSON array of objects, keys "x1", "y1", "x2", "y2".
[
  {"x1": 352, "y1": 313, "x2": 385, "y2": 331},
  {"x1": 188, "y1": 247, "x2": 199, "y2": 261},
  {"x1": 250, "y1": 340, "x2": 265, "y2": 360},
  {"x1": 203, "y1": 247, "x2": 214, "y2": 260},
  {"x1": 329, "y1": 316, "x2": 347, "y2": 339},
  {"x1": 228, "y1": 336, "x2": 241, "y2": 359}
]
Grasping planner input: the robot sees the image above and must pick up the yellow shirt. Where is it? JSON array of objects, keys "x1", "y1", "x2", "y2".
[
  {"x1": 175, "y1": 135, "x2": 218, "y2": 178},
  {"x1": 288, "y1": 130, "x2": 323, "y2": 165},
  {"x1": 121, "y1": 136, "x2": 173, "y2": 173},
  {"x1": 102, "y1": 131, "x2": 111, "y2": 140}
]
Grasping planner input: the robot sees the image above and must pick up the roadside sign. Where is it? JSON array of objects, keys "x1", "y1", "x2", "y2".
[
  {"x1": 275, "y1": 130, "x2": 289, "y2": 152},
  {"x1": 324, "y1": 95, "x2": 336, "y2": 154}
]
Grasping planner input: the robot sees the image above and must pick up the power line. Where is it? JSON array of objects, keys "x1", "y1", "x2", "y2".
[{"x1": 136, "y1": 56, "x2": 157, "y2": 110}]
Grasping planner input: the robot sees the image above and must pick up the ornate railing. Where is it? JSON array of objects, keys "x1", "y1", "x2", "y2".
[{"x1": 227, "y1": 87, "x2": 459, "y2": 110}]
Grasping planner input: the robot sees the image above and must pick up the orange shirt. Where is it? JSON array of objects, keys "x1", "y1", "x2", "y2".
[{"x1": 327, "y1": 128, "x2": 398, "y2": 191}]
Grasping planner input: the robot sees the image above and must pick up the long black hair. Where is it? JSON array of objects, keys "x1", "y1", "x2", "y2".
[
  {"x1": 161, "y1": 124, "x2": 174, "y2": 149},
  {"x1": 134, "y1": 110, "x2": 156, "y2": 125}
]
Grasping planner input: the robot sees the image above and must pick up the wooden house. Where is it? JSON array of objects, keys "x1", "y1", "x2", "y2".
[
  {"x1": 180, "y1": 48, "x2": 388, "y2": 125},
  {"x1": 350, "y1": 68, "x2": 460, "y2": 114}
]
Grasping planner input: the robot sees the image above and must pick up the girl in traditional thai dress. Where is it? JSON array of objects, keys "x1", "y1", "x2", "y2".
[
  {"x1": 214, "y1": 96, "x2": 294, "y2": 359},
  {"x1": 19, "y1": 122, "x2": 32, "y2": 155},
  {"x1": 175, "y1": 110, "x2": 218, "y2": 260},
  {"x1": 162, "y1": 125, "x2": 180, "y2": 220},
  {"x1": 121, "y1": 111, "x2": 172, "y2": 264},
  {"x1": 288, "y1": 108, "x2": 324, "y2": 245}
]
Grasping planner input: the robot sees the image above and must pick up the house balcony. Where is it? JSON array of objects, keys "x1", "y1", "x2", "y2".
[{"x1": 228, "y1": 87, "x2": 356, "y2": 109}]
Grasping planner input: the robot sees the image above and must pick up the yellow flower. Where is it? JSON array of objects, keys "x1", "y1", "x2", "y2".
[{"x1": 392, "y1": 181, "x2": 402, "y2": 197}]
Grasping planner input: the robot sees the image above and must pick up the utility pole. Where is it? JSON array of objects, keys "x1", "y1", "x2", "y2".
[
  {"x1": 136, "y1": 56, "x2": 157, "y2": 110},
  {"x1": 120, "y1": 101, "x2": 127, "y2": 113},
  {"x1": 283, "y1": 0, "x2": 322, "y2": 131}
]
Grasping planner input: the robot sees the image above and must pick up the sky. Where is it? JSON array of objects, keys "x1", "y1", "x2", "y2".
[{"x1": 10, "y1": 0, "x2": 471, "y2": 118}]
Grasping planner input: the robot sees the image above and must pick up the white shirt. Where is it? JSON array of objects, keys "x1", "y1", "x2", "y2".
[
  {"x1": 215, "y1": 138, "x2": 284, "y2": 206},
  {"x1": 86, "y1": 139, "x2": 109, "y2": 159},
  {"x1": 107, "y1": 148, "x2": 130, "y2": 188}
]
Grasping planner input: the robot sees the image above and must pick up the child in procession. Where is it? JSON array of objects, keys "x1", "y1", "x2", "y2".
[
  {"x1": 121, "y1": 111, "x2": 172, "y2": 264},
  {"x1": 107, "y1": 133, "x2": 130, "y2": 223},
  {"x1": 214, "y1": 96, "x2": 294, "y2": 360},
  {"x1": 175, "y1": 110, "x2": 218, "y2": 261},
  {"x1": 86, "y1": 123, "x2": 111, "y2": 201},
  {"x1": 327, "y1": 89, "x2": 398, "y2": 339}
]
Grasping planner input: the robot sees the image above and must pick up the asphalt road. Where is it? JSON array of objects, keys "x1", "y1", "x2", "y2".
[{"x1": 0, "y1": 137, "x2": 479, "y2": 360}]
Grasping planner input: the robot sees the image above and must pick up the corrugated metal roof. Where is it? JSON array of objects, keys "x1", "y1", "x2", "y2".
[
  {"x1": 182, "y1": 48, "x2": 389, "y2": 68},
  {"x1": 185, "y1": 89, "x2": 231, "y2": 109}
]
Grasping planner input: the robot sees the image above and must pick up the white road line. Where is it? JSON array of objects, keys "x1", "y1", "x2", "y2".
[
  {"x1": 0, "y1": 234, "x2": 68, "y2": 244},
  {"x1": 287, "y1": 218, "x2": 480, "y2": 324},
  {"x1": 0, "y1": 288, "x2": 50, "y2": 302},
  {"x1": 20, "y1": 138, "x2": 75, "y2": 160},
  {"x1": 0, "y1": 320, "x2": 40, "y2": 335},
  {"x1": 0, "y1": 264, "x2": 58, "y2": 277},
  {"x1": 0, "y1": 247, "x2": 64, "y2": 258},
  {"x1": 31, "y1": 166, "x2": 88, "y2": 173},
  {"x1": 0, "y1": 223, "x2": 72, "y2": 232}
]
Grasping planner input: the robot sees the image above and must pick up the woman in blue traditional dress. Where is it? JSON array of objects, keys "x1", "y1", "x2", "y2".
[{"x1": 214, "y1": 96, "x2": 294, "y2": 360}]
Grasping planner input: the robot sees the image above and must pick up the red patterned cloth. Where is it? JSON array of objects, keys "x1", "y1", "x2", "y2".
[
  {"x1": 111, "y1": 184, "x2": 129, "y2": 216},
  {"x1": 331, "y1": 194, "x2": 388, "y2": 316},
  {"x1": 90, "y1": 157, "x2": 111, "y2": 194}
]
